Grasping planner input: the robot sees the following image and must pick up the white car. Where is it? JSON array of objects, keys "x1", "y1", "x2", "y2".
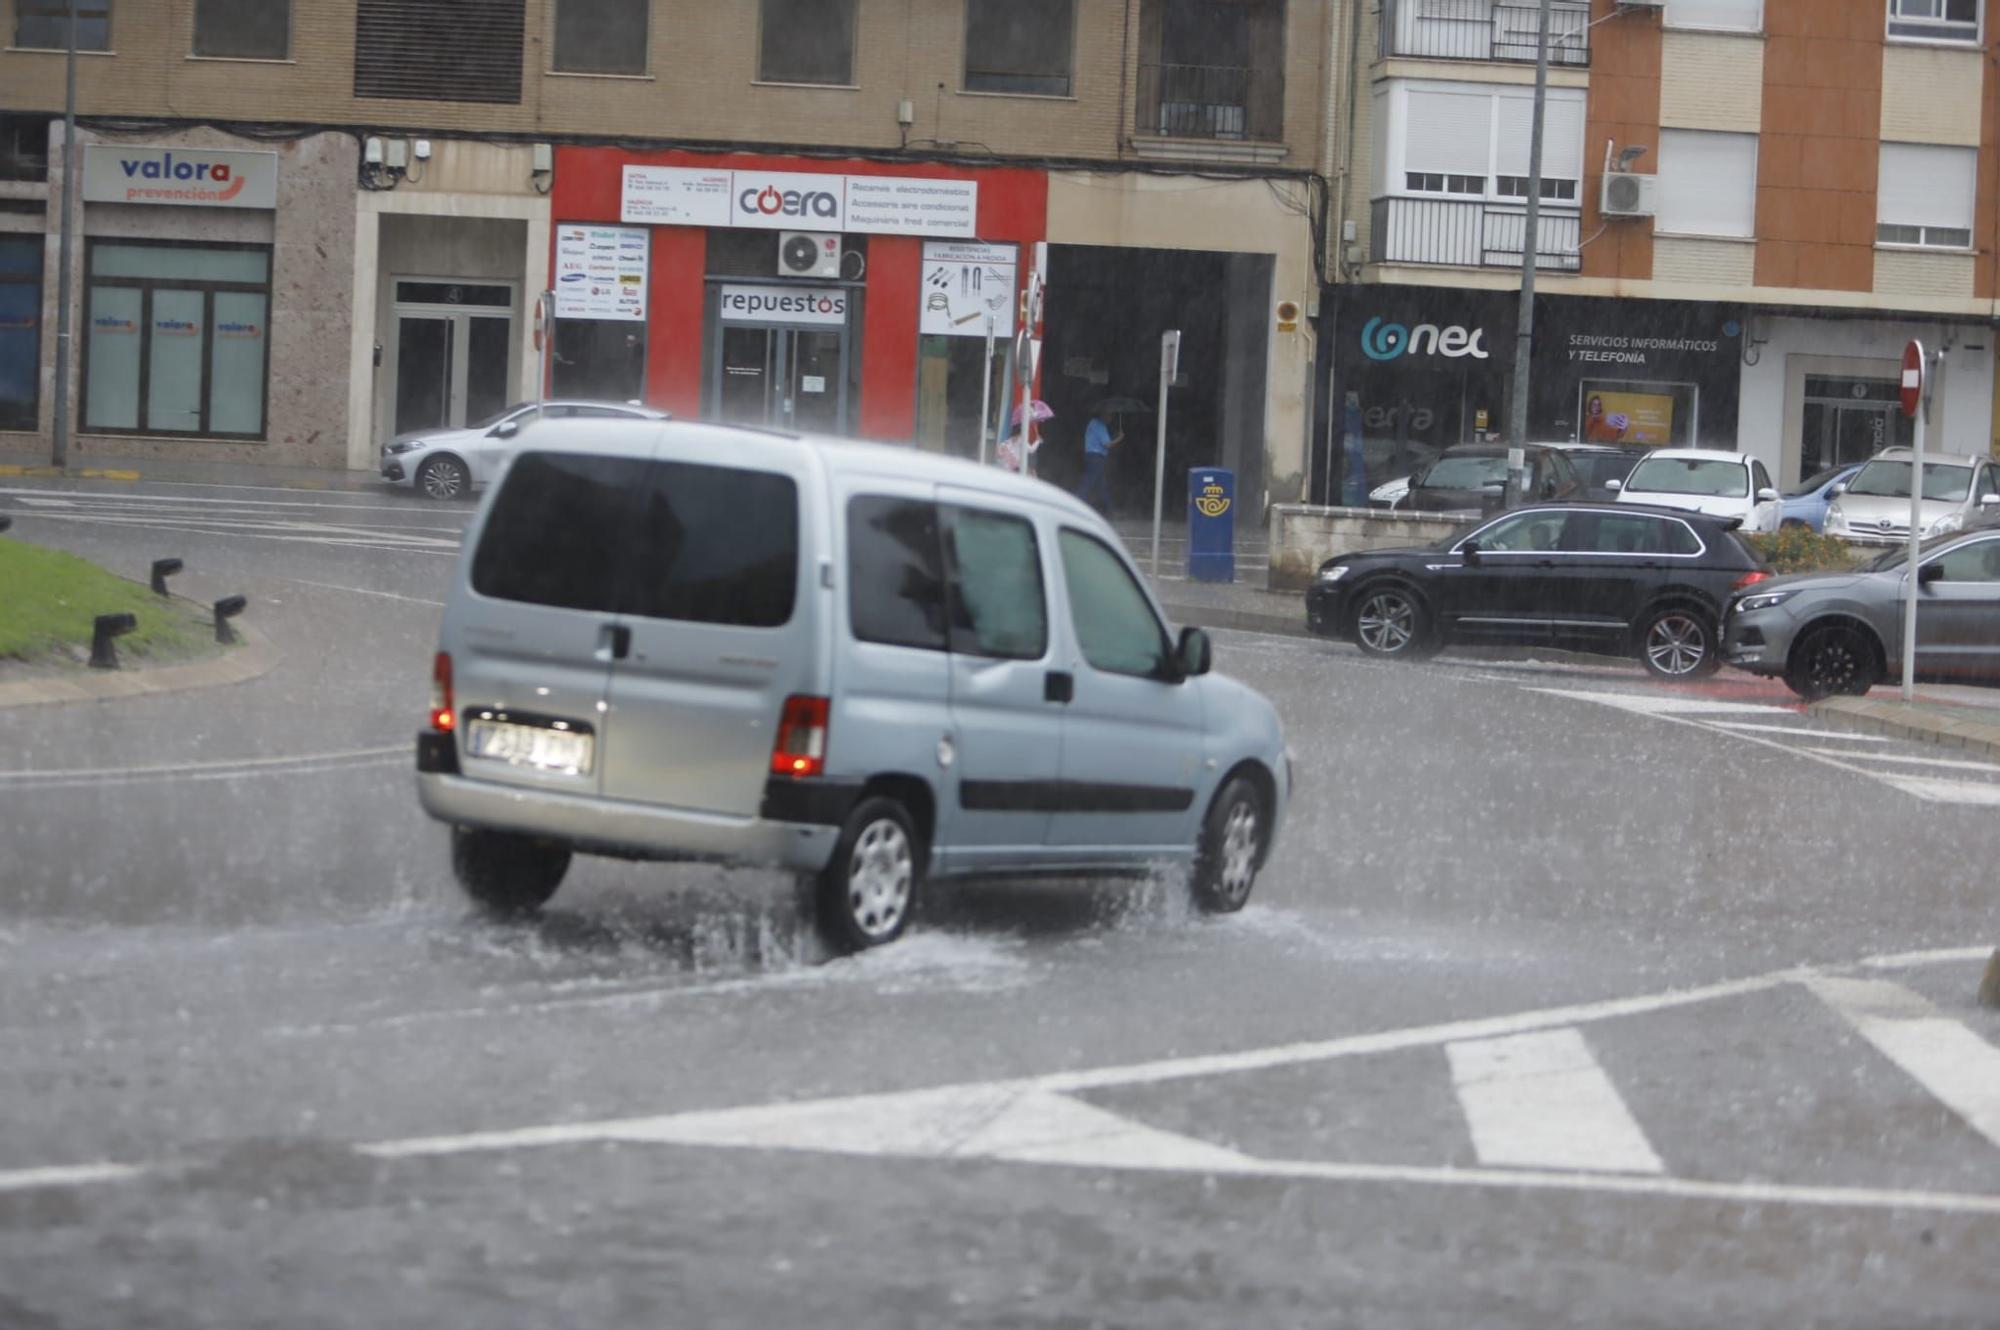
[
  {"x1": 1822, "y1": 449, "x2": 2000, "y2": 546},
  {"x1": 1611, "y1": 448, "x2": 1781, "y2": 533},
  {"x1": 379, "y1": 400, "x2": 669, "y2": 500}
]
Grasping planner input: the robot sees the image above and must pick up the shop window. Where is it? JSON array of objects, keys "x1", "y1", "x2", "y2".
[
  {"x1": 554, "y1": 0, "x2": 648, "y2": 75},
  {"x1": 0, "y1": 114, "x2": 49, "y2": 182},
  {"x1": 964, "y1": 0, "x2": 1073, "y2": 96},
  {"x1": 917, "y1": 335, "x2": 1009, "y2": 461},
  {"x1": 1664, "y1": 0, "x2": 1763, "y2": 30},
  {"x1": 551, "y1": 319, "x2": 645, "y2": 402},
  {"x1": 1578, "y1": 380, "x2": 1696, "y2": 447},
  {"x1": 1888, "y1": 0, "x2": 1979, "y2": 42},
  {"x1": 0, "y1": 238, "x2": 41, "y2": 432},
  {"x1": 13, "y1": 0, "x2": 110, "y2": 50},
  {"x1": 1655, "y1": 130, "x2": 1757, "y2": 238},
  {"x1": 193, "y1": 0, "x2": 288, "y2": 59},
  {"x1": 1877, "y1": 143, "x2": 1976, "y2": 249},
  {"x1": 81, "y1": 241, "x2": 270, "y2": 439},
  {"x1": 354, "y1": 0, "x2": 525, "y2": 104},
  {"x1": 757, "y1": 0, "x2": 856, "y2": 85}
]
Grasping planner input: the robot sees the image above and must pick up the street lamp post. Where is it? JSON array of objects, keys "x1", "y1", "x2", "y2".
[
  {"x1": 1504, "y1": 0, "x2": 1554, "y2": 506},
  {"x1": 51, "y1": 0, "x2": 79, "y2": 469}
]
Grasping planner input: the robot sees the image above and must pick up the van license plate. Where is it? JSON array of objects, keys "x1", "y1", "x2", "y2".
[{"x1": 465, "y1": 720, "x2": 594, "y2": 775}]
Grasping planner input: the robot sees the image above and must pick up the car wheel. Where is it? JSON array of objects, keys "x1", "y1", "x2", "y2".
[
  {"x1": 1785, "y1": 624, "x2": 1880, "y2": 701},
  {"x1": 451, "y1": 827, "x2": 570, "y2": 915},
  {"x1": 813, "y1": 797, "x2": 920, "y2": 954},
  {"x1": 1192, "y1": 775, "x2": 1266, "y2": 914},
  {"x1": 1352, "y1": 584, "x2": 1434, "y2": 660},
  {"x1": 417, "y1": 455, "x2": 470, "y2": 501},
  {"x1": 1638, "y1": 606, "x2": 1719, "y2": 680}
]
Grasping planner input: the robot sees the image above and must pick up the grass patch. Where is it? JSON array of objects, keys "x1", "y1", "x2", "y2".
[{"x1": 0, "y1": 537, "x2": 212, "y2": 665}]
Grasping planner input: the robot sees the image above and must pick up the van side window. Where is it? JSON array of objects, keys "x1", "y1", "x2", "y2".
[
  {"x1": 943, "y1": 506, "x2": 1046, "y2": 659},
  {"x1": 471, "y1": 451, "x2": 643, "y2": 613},
  {"x1": 1057, "y1": 529, "x2": 1169, "y2": 678},
  {"x1": 626, "y1": 461, "x2": 799, "y2": 627},
  {"x1": 847, "y1": 495, "x2": 948, "y2": 651}
]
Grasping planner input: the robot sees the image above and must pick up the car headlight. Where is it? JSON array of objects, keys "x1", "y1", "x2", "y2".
[
  {"x1": 1316, "y1": 563, "x2": 1352, "y2": 585},
  {"x1": 386, "y1": 439, "x2": 425, "y2": 455},
  {"x1": 1824, "y1": 504, "x2": 1846, "y2": 533},
  {"x1": 1734, "y1": 589, "x2": 1796, "y2": 614},
  {"x1": 1924, "y1": 512, "x2": 1964, "y2": 537}
]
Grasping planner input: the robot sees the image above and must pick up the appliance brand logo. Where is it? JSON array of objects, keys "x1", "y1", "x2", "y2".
[
  {"x1": 1361, "y1": 316, "x2": 1489, "y2": 362},
  {"x1": 559, "y1": 272, "x2": 586, "y2": 283}
]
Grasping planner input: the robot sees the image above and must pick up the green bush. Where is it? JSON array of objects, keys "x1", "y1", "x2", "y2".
[{"x1": 1744, "y1": 526, "x2": 1862, "y2": 575}]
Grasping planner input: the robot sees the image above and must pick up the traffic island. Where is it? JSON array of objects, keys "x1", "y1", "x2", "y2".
[
  {"x1": 1805, "y1": 694, "x2": 2000, "y2": 762},
  {"x1": 0, "y1": 536, "x2": 275, "y2": 709}
]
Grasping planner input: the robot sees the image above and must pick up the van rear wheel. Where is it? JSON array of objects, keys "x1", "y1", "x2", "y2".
[
  {"x1": 452, "y1": 827, "x2": 570, "y2": 915},
  {"x1": 813, "y1": 797, "x2": 920, "y2": 954}
]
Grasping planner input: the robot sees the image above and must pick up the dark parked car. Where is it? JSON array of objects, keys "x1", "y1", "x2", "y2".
[
  {"x1": 1306, "y1": 503, "x2": 1772, "y2": 680},
  {"x1": 1402, "y1": 445, "x2": 1584, "y2": 515},
  {"x1": 1723, "y1": 526, "x2": 2000, "y2": 699},
  {"x1": 1560, "y1": 445, "x2": 1649, "y2": 501}
]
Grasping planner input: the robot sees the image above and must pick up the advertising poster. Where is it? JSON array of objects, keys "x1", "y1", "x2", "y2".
[
  {"x1": 553, "y1": 225, "x2": 648, "y2": 322},
  {"x1": 919, "y1": 241, "x2": 1016, "y2": 338},
  {"x1": 1580, "y1": 385, "x2": 1678, "y2": 445}
]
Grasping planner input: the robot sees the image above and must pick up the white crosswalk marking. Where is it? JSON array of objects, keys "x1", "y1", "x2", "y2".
[
  {"x1": 1708, "y1": 721, "x2": 1891, "y2": 741},
  {"x1": 1445, "y1": 1028, "x2": 1664, "y2": 1175},
  {"x1": 1806, "y1": 976, "x2": 2000, "y2": 1153}
]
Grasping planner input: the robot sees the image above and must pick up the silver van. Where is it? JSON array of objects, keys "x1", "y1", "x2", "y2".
[{"x1": 415, "y1": 420, "x2": 1290, "y2": 952}]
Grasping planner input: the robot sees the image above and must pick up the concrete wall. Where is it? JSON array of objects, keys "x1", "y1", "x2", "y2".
[{"x1": 1268, "y1": 503, "x2": 1465, "y2": 591}]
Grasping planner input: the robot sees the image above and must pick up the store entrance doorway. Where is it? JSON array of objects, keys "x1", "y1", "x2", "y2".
[
  {"x1": 391, "y1": 279, "x2": 514, "y2": 434},
  {"x1": 1800, "y1": 374, "x2": 1913, "y2": 481},
  {"x1": 713, "y1": 324, "x2": 848, "y2": 433}
]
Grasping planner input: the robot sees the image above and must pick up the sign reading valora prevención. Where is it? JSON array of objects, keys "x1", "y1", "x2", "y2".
[{"x1": 82, "y1": 146, "x2": 279, "y2": 210}]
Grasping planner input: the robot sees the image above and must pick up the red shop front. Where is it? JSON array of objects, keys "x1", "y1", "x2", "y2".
[{"x1": 549, "y1": 148, "x2": 1046, "y2": 450}]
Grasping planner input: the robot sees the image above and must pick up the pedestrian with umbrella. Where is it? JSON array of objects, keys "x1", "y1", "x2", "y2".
[
  {"x1": 998, "y1": 398, "x2": 1053, "y2": 476},
  {"x1": 1076, "y1": 402, "x2": 1127, "y2": 514}
]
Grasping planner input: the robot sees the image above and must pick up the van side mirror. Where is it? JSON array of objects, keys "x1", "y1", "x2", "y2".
[
  {"x1": 491, "y1": 419, "x2": 519, "y2": 439},
  {"x1": 1174, "y1": 626, "x2": 1212, "y2": 678},
  {"x1": 1918, "y1": 561, "x2": 1945, "y2": 587},
  {"x1": 1461, "y1": 541, "x2": 1482, "y2": 566}
]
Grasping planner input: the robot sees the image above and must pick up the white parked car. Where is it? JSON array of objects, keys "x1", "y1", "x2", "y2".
[
  {"x1": 1822, "y1": 449, "x2": 2000, "y2": 546},
  {"x1": 379, "y1": 400, "x2": 669, "y2": 500},
  {"x1": 1611, "y1": 448, "x2": 1781, "y2": 533}
]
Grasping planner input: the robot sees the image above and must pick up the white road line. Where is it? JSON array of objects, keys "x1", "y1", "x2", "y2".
[
  {"x1": 13, "y1": 509, "x2": 460, "y2": 552},
  {"x1": 1805, "y1": 748, "x2": 2000, "y2": 774},
  {"x1": 0, "y1": 1162, "x2": 148, "y2": 1192},
  {"x1": 1528, "y1": 687, "x2": 1793, "y2": 717},
  {"x1": 12, "y1": 495, "x2": 76, "y2": 507},
  {"x1": 0, "y1": 745, "x2": 406, "y2": 784},
  {"x1": 275, "y1": 577, "x2": 447, "y2": 607},
  {"x1": 1708, "y1": 721, "x2": 1891, "y2": 741},
  {"x1": 1806, "y1": 976, "x2": 2000, "y2": 1153},
  {"x1": 0, "y1": 484, "x2": 459, "y2": 518},
  {"x1": 1873, "y1": 775, "x2": 2000, "y2": 806},
  {"x1": 1445, "y1": 1028, "x2": 1664, "y2": 1174}
]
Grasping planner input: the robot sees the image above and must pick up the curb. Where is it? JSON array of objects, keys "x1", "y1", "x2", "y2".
[
  {"x1": 0, "y1": 619, "x2": 279, "y2": 710},
  {"x1": 0, "y1": 464, "x2": 142, "y2": 481},
  {"x1": 1159, "y1": 601, "x2": 1308, "y2": 640},
  {"x1": 1807, "y1": 696, "x2": 2000, "y2": 762}
]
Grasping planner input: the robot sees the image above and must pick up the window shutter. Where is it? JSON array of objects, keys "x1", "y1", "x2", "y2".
[
  {"x1": 355, "y1": 0, "x2": 525, "y2": 104},
  {"x1": 1656, "y1": 129, "x2": 1758, "y2": 237},
  {"x1": 1877, "y1": 142, "x2": 1977, "y2": 230},
  {"x1": 1663, "y1": 0, "x2": 1763, "y2": 31},
  {"x1": 1495, "y1": 90, "x2": 1585, "y2": 178},
  {"x1": 1402, "y1": 88, "x2": 1493, "y2": 177}
]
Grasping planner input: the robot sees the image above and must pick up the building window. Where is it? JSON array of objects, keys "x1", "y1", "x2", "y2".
[
  {"x1": 1655, "y1": 129, "x2": 1757, "y2": 237},
  {"x1": 1384, "y1": 84, "x2": 1585, "y2": 206},
  {"x1": 0, "y1": 113, "x2": 49, "y2": 182},
  {"x1": 964, "y1": 0, "x2": 1073, "y2": 96},
  {"x1": 1496, "y1": 175, "x2": 1579, "y2": 202},
  {"x1": 1887, "y1": 0, "x2": 1980, "y2": 41},
  {"x1": 554, "y1": 0, "x2": 648, "y2": 75},
  {"x1": 82, "y1": 241, "x2": 270, "y2": 439},
  {"x1": 354, "y1": 0, "x2": 525, "y2": 104},
  {"x1": 757, "y1": 0, "x2": 856, "y2": 85},
  {"x1": 14, "y1": 0, "x2": 111, "y2": 50},
  {"x1": 1664, "y1": 0, "x2": 1763, "y2": 30},
  {"x1": 193, "y1": 0, "x2": 289, "y2": 59},
  {"x1": 1877, "y1": 142, "x2": 1976, "y2": 248},
  {"x1": 1407, "y1": 172, "x2": 1487, "y2": 196},
  {"x1": 0, "y1": 238, "x2": 41, "y2": 432},
  {"x1": 1139, "y1": 0, "x2": 1286, "y2": 141}
]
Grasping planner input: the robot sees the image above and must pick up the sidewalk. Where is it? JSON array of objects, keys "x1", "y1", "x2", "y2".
[
  {"x1": 0, "y1": 453, "x2": 383, "y2": 493},
  {"x1": 1809, "y1": 686, "x2": 2000, "y2": 762}
]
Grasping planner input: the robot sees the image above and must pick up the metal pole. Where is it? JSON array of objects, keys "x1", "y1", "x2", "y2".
[
  {"x1": 977, "y1": 314, "x2": 995, "y2": 466},
  {"x1": 1151, "y1": 330, "x2": 1178, "y2": 575},
  {"x1": 1504, "y1": 0, "x2": 1554, "y2": 506},
  {"x1": 1901, "y1": 364, "x2": 1928, "y2": 701},
  {"x1": 50, "y1": 0, "x2": 78, "y2": 469}
]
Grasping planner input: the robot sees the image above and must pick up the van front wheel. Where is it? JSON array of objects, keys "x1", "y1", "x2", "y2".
[
  {"x1": 1191, "y1": 776, "x2": 1266, "y2": 914},
  {"x1": 813, "y1": 797, "x2": 920, "y2": 954},
  {"x1": 452, "y1": 828, "x2": 570, "y2": 915}
]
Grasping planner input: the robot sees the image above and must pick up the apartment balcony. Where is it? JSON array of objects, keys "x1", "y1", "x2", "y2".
[
  {"x1": 1370, "y1": 197, "x2": 1582, "y2": 271},
  {"x1": 1379, "y1": 0, "x2": 1590, "y2": 66},
  {"x1": 1136, "y1": 61, "x2": 1283, "y2": 141}
]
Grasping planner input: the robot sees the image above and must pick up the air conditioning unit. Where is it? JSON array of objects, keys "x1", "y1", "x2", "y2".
[
  {"x1": 778, "y1": 231, "x2": 841, "y2": 279},
  {"x1": 1600, "y1": 171, "x2": 1658, "y2": 219}
]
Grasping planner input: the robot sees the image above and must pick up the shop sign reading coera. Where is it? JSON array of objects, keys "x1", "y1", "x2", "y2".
[
  {"x1": 81, "y1": 146, "x2": 279, "y2": 210},
  {"x1": 621, "y1": 166, "x2": 977, "y2": 238}
]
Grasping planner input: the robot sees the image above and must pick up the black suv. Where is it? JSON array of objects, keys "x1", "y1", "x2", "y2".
[{"x1": 1305, "y1": 503, "x2": 1772, "y2": 679}]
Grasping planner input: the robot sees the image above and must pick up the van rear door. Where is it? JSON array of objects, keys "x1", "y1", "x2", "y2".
[
  {"x1": 595, "y1": 441, "x2": 817, "y2": 818},
  {"x1": 453, "y1": 449, "x2": 644, "y2": 797}
]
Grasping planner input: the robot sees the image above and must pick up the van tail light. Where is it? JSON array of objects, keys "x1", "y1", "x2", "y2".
[
  {"x1": 1732, "y1": 570, "x2": 1773, "y2": 591},
  {"x1": 429, "y1": 652, "x2": 455, "y2": 733},
  {"x1": 771, "y1": 695, "x2": 830, "y2": 779}
]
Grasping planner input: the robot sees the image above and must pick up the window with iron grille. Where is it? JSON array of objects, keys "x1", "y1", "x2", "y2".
[
  {"x1": 758, "y1": 0, "x2": 856, "y2": 85},
  {"x1": 194, "y1": 0, "x2": 290, "y2": 59},
  {"x1": 964, "y1": 0, "x2": 1074, "y2": 96},
  {"x1": 14, "y1": 0, "x2": 111, "y2": 50},
  {"x1": 354, "y1": 0, "x2": 525, "y2": 104},
  {"x1": 0, "y1": 113, "x2": 49, "y2": 182},
  {"x1": 554, "y1": 0, "x2": 648, "y2": 75}
]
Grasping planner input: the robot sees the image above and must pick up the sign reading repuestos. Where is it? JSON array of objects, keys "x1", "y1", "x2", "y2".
[
  {"x1": 82, "y1": 146, "x2": 278, "y2": 210},
  {"x1": 623, "y1": 166, "x2": 976, "y2": 238},
  {"x1": 718, "y1": 284, "x2": 848, "y2": 326}
]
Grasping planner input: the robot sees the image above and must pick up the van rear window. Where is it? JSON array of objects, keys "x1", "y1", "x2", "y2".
[{"x1": 472, "y1": 452, "x2": 799, "y2": 627}]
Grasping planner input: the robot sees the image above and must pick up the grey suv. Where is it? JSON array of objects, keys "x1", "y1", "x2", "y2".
[{"x1": 414, "y1": 421, "x2": 1290, "y2": 952}]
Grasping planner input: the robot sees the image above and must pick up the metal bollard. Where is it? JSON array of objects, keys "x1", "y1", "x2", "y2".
[
  {"x1": 89, "y1": 612, "x2": 137, "y2": 669},
  {"x1": 213, "y1": 594, "x2": 247, "y2": 644},
  {"x1": 150, "y1": 557, "x2": 183, "y2": 596},
  {"x1": 0, "y1": 514, "x2": 11, "y2": 534}
]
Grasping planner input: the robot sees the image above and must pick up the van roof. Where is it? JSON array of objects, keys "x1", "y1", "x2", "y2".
[{"x1": 509, "y1": 416, "x2": 1107, "y2": 524}]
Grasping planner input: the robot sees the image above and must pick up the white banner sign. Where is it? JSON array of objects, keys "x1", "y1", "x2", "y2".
[
  {"x1": 919, "y1": 241, "x2": 1017, "y2": 339},
  {"x1": 621, "y1": 167, "x2": 977, "y2": 238},
  {"x1": 553, "y1": 225, "x2": 648, "y2": 322},
  {"x1": 718, "y1": 284, "x2": 849, "y2": 327},
  {"x1": 82, "y1": 145, "x2": 278, "y2": 209}
]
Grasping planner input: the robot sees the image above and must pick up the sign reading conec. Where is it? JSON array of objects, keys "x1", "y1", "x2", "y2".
[{"x1": 82, "y1": 146, "x2": 278, "y2": 210}]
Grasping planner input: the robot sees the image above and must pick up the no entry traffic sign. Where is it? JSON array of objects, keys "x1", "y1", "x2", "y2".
[{"x1": 1901, "y1": 339, "x2": 1925, "y2": 418}]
